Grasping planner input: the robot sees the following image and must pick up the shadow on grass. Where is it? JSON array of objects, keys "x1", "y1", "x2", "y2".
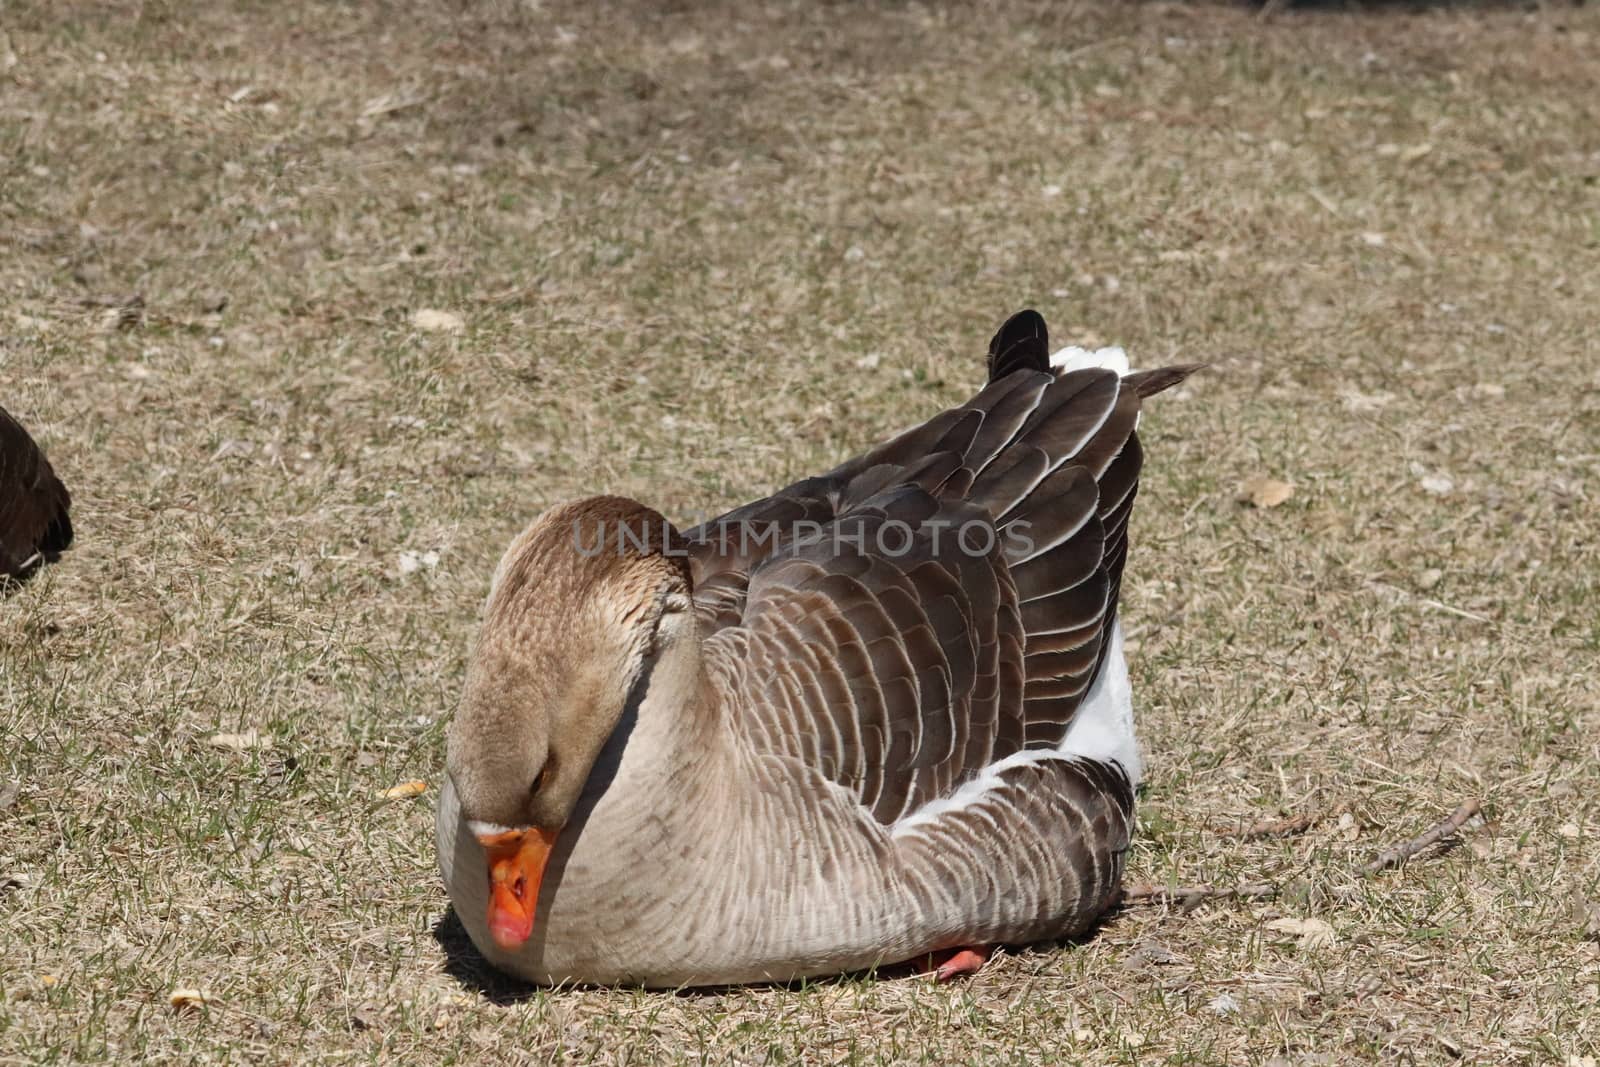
[
  {"x1": 433, "y1": 903, "x2": 1107, "y2": 1002},
  {"x1": 432, "y1": 906, "x2": 885, "y2": 1002},
  {"x1": 432, "y1": 907, "x2": 541, "y2": 1005}
]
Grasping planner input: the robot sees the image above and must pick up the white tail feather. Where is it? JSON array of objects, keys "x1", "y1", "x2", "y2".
[
  {"x1": 1056, "y1": 620, "x2": 1141, "y2": 785},
  {"x1": 1051, "y1": 344, "x2": 1141, "y2": 427},
  {"x1": 1050, "y1": 345, "x2": 1130, "y2": 376}
]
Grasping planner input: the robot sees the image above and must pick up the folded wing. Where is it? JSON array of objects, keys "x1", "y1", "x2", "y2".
[{"x1": 685, "y1": 312, "x2": 1196, "y2": 822}]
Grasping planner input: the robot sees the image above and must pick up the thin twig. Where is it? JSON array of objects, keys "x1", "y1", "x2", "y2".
[
  {"x1": 1416, "y1": 598, "x2": 1492, "y2": 623},
  {"x1": 1224, "y1": 811, "x2": 1318, "y2": 840},
  {"x1": 1124, "y1": 798, "x2": 1485, "y2": 911},
  {"x1": 1360, "y1": 798, "x2": 1483, "y2": 876},
  {"x1": 1221, "y1": 799, "x2": 1355, "y2": 840},
  {"x1": 1121, "y1": 883, "x2": 1280, "y2": 909},
  {"x1": 1369, "y1": 579, "x2": 1494, "y2": 625}
]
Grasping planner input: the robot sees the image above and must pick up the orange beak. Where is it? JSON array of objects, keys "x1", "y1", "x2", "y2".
[{"x1": 476, "y1": 827, "x2": 559, "y2": 951}]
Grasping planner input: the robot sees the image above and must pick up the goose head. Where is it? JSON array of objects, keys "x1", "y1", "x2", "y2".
[{"x1": 446, "y1": 495, "x2": 694, "y2": 950}]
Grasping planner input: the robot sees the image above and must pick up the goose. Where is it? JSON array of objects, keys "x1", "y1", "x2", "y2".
[
  {"x1": 436, "y1": 310, "x2": 1196, "y2": 987},
  {"x1": 1, "y1": 405, "x2": 73, "y2": 587}
]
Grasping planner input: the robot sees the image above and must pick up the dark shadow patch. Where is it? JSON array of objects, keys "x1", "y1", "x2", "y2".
[
  {"x1": 431, "y1": 906, "x2": 541, "y2": 1005},
  {"x1": 431, "y1": 903, "x2": 1016, "y2": 999}
]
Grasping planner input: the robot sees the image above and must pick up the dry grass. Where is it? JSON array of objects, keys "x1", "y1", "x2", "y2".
[{"x1": 3, "y1": 1, "x2": 1599, "y2": 1062}]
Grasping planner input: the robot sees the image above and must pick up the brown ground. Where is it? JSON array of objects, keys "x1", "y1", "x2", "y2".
[{"x1": 3, "y1": 1, "x2": 1598, "y2": 1063}]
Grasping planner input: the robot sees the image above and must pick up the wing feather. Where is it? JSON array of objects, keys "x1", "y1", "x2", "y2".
[{"x1": 687, "y1": 313, "x2": 1190, "y2": 823}]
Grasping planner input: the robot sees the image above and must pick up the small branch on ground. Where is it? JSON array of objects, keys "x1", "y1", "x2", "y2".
[
  {"x1": 1226, "y1": 811, "x2": 1319, "y2": 839},
  {"x1": 1125, "y1": 798, "x2": 1485, "y2": 912},
  {"x1": 1219, "y1": 800, "x2": 1354, "y2": 840},
  {"x1": 1359, "y1": 798, "x2": 1483, "y2": 877},
  {"x1": 1121, "y1": 882, "x2": 1280, "y2": 911}
]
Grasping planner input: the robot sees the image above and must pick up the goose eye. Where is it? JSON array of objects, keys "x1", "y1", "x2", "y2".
[
  {"x1": 655, "y1": 592, "x2": 690, "y2": 632},
  {"x1": 647, "y1": 591, "x2": 691, "y2": 655},
  {"x1": 530, "y1": 763, "x2": 552, "y2": 796}
]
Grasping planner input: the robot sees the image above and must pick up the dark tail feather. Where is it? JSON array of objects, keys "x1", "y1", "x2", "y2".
[
  {"x1": 987, "y1": 309, "x2": 1051, "y2": 382},
  {"x1": 1122, "y1": 363, "x2": 1205, "y2": 399}
]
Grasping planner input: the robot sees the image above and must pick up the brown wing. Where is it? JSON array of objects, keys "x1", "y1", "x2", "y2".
[
  {"x1": 731, "y1": 486, "x2": 1024, "y2": 825},
  {"x1": 0, "y1": 406, "x2": 73, "y2": 583},
  {"x1": 690, "y1": 311, "x2": 1195, "y2": 820}
]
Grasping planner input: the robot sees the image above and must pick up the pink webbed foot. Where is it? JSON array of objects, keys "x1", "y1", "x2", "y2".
[{"x1": 927, "y1": 946, "x2": 991, "y2": 982}]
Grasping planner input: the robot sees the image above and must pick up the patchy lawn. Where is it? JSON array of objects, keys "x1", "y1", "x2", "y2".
[{"x1": 3, "y1": 1, "x2": 1598, "y2": 1062}]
